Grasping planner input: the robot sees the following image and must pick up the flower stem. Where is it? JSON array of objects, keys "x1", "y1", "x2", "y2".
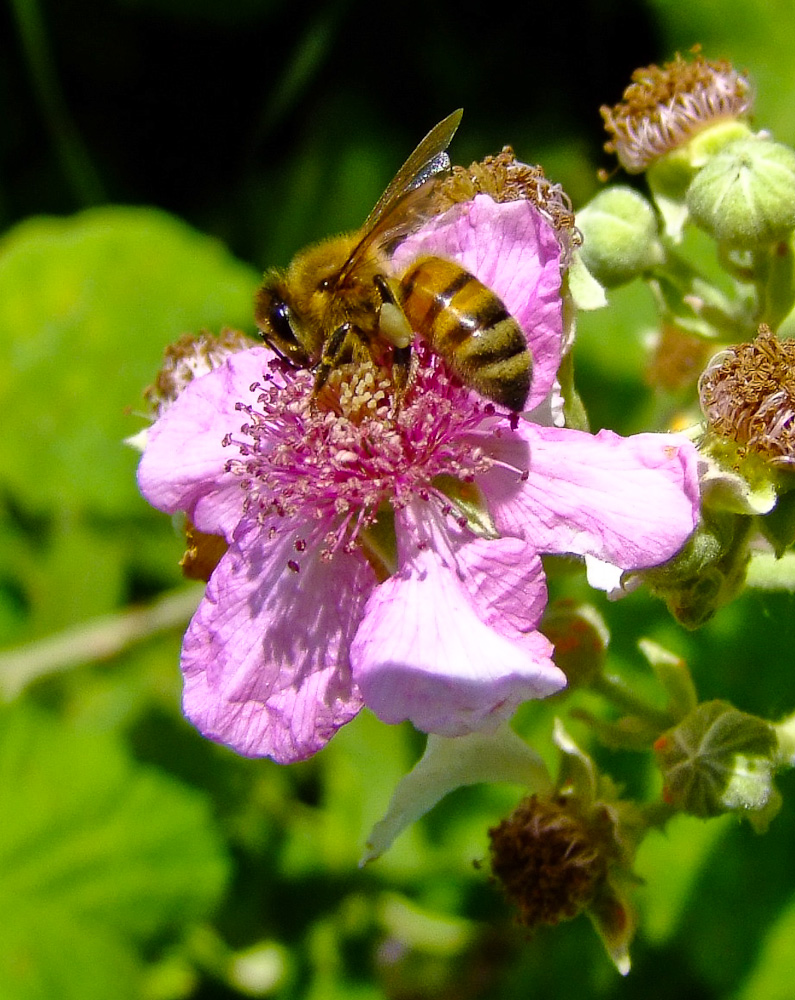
[
  {"x1": 592, "y1": 673, "x2": 672, "y2": 732},
  {"x1": 0, "y1": 585, "x2": 203, "y2": 700}
]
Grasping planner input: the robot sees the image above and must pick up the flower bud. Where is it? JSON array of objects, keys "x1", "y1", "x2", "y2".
[
  {"x1": 654, "y1": 700, "x2": 779, "y2": 821},
  {"x1": 687, "y1": 138, "x2": 795, "y2": 249},
  {"x1": 641, "y1": 513, "x2": 753, "y2": 629},
  {"x1": 541, "y1": 600, "x2": 609, "y2": 688},
  {"x1": 576, "y1": 187, "x2": 663, "y2": 287}
]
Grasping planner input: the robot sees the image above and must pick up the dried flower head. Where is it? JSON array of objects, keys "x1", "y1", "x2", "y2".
[
  {"x1": 601, "y1": 52, "x2": 753, "y2": 173},
  {"x1": 180, "y1": 520, "x2": 229, "y2": 582},
  {"x1": 489, "y1": 793, "x2": 613, "y2": 926},
  {"x1": 487, "y1": 722, "x2": 643, "y2": 974},
  {"x1": 699, "y1": 325, "x2": 795, "y2": 466}
]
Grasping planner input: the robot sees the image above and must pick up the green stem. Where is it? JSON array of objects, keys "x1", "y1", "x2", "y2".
[
  {"x1": 0, "y1": 585, "x2": 202, "y2": 699},
  {"x1": 9, "y1": 0, "x2": 105, "y2": 206},
  {"x1": 592, "y1": 673, "x2": 673, "y2": 732}
]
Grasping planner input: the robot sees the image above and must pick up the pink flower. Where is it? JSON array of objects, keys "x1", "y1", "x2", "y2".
[{"x1": 138, "y1": 195, "x2": 701, "y2": 762}]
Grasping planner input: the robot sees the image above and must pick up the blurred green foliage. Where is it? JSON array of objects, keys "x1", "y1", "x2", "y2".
[{"x1": 3, "y1": 0, "x2": 795, "y2": 996}]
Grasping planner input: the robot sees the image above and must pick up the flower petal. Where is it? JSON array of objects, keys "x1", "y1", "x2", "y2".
[
  {"x1": 391, "y1": 195, "x2": 563, "y2": 409},
  {"x1": 181, "y1": 518, "x2": 375, "y2": 762},
  {"x1": 481, "y1": 424, "x2": 701, "y2": 569},
  {"x1": 351, "y1": 504, "x2": 565, "y2": 737},
  {"x1": 138, "y1": 347, "x2": 271, "y2": 539}
]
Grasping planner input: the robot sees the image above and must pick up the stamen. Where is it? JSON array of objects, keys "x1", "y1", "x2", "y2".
[{"x1": 221, "y1": 345, "x2": 514, "y2": 561}]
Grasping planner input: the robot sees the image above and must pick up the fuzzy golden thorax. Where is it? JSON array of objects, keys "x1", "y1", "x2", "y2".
[{"x1": 279, "y1": 232, "x2": 391, "y2": 360}]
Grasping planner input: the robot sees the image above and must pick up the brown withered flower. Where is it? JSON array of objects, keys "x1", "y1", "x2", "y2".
[{"x1": 488, "y1": 722, "x2": 642, "y2": 974}]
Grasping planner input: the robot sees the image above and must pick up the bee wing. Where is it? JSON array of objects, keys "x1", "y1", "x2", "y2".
[{"x1": 336, "y1": 109, "x2": 463, "y2": 284}]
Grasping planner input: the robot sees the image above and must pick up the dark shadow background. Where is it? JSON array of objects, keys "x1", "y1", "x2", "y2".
[{"x1": 1, "y1": 0, "x2": 660, "y2": 269}]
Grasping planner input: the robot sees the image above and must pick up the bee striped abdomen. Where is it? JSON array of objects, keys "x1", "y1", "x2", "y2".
[{"x1": 399, "y1": 256, "x2": 532, "y2": 411}]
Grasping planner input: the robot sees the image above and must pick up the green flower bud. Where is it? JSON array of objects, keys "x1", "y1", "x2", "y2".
[
  {"x1": 647, "y1": 120, "x2": 753, "y2": 241},
  {"x1": 654, "y1": 700, "x2": 779, "y2": 821},
  {"x1": 577, "y1": 187, "x2": 663, "y2": 287},
  {"x1": 541, "y1": 600, "x2": 609, "y2": 688},
  {"x1": 687, "y1": 138, "x2": 795, "y2": 248}
]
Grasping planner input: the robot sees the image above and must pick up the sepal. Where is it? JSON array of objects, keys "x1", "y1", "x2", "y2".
[
  {"x1": 361, "y1": 724, "x2": 553, "y2": 864},
  {"x1": 641, "y1": 513, "x2": 753, "y2": 628},
  {"x1": 654, "y1": 700, "x2": 780, "y2": 825}
]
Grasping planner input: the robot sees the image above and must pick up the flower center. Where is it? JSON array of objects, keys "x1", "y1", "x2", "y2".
[{"x1": 222, "y1": 344, "x2": 508, "y2": 561}]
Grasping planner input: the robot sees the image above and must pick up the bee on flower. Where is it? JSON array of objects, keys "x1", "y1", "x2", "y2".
[{"x1": 137, "y1": 116, "x2": 701, "y2": 762}]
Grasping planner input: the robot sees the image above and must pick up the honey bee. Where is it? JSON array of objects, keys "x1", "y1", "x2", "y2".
[{"x1": 255, "y1": 110, "x2": 532, "y2": 411}]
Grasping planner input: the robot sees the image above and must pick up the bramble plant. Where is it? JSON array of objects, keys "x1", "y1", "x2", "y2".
[
  {"x1": 130, "y1": 49, "x2": 795, "y2": 975},
  {"x1": 10, "y1": 30, "x2": 795, "y2": 993}
]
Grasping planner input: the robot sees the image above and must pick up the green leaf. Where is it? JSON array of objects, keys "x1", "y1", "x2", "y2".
[
  {"x1": 0, "y1": 206, "x2": 259, "y2": 517},
  {"x1": 0, "y1": 897, "x2": 141, "y2": 1000},
  {"x1": 635, "y1": 814, "x2": 732, "y2": 945},
  {"x1": 0, "y1": 703, "x2": 230, "y2": 996}
]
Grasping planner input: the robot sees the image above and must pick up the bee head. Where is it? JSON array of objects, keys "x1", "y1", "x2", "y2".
[{"x1": 254, "y1": 279, "x2": 313, "y2": 367}]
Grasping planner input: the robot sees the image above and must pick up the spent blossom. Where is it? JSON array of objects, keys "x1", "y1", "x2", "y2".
[
  {"x1": 699, "y1": 325, "x2": 795, "y2": 467},
  {"x1": 602, "y1": 51, "x2": 753, "y2": 174},
  {"x1": 137, "y1": 192, "x2": 701, "y2": 763}
]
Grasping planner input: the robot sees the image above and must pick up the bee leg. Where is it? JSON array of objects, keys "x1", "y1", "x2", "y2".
[
  {"x1": 374, "y1": 275, "x2": 413, "y2": 350},
  {"x1": 392, "y1": 345, "x2": 411, "y2": 401},
  {"x1": 313, "y1": 321, "x2": 354, "y2": 395},
  {"x1": 374, "y1": 274, "x2": 414, "y2": 408}
]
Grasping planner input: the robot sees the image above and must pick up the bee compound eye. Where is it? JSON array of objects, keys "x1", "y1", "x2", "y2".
[{"x1": 270, "y1": 301, "x2": 298, "y2": 343}]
